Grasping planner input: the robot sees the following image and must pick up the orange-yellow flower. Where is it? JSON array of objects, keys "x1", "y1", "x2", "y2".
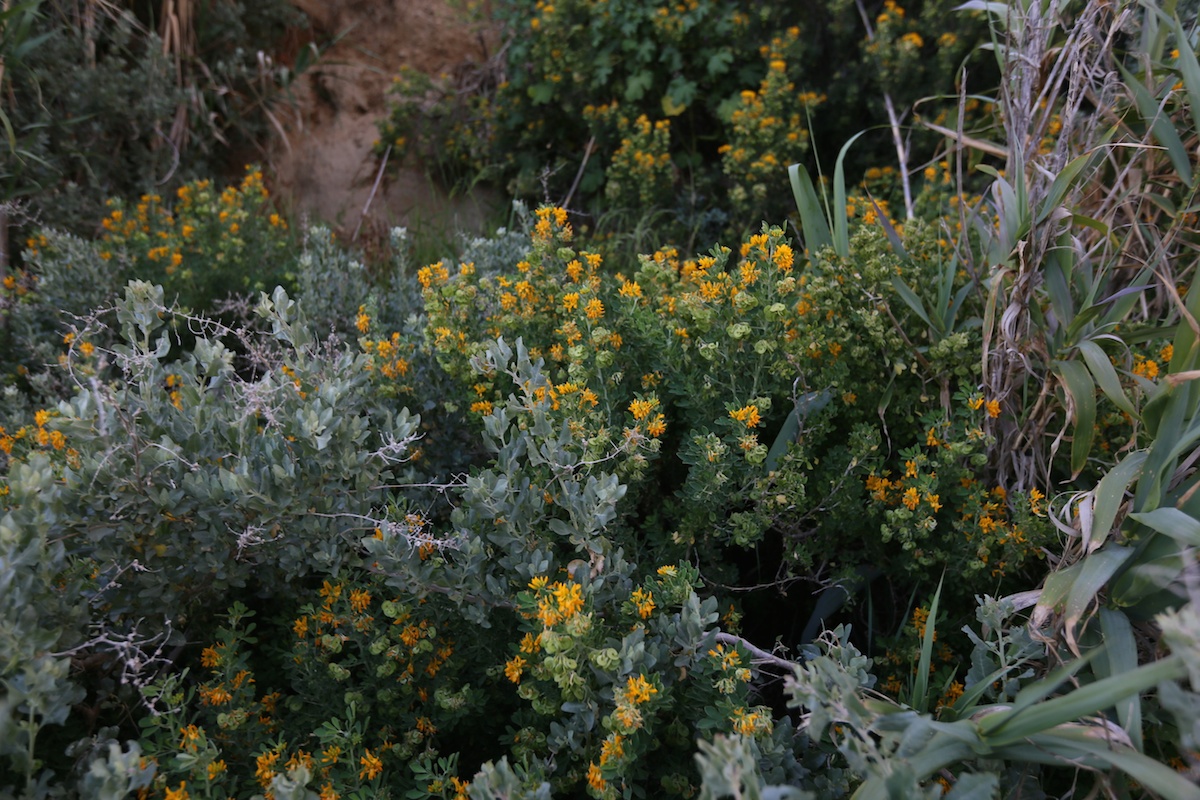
[
  {"x1": 359, "y1": 748, "x2": 383, "y2": 781},
  {"x1": 729, "y1": 405, "x2": 761, "y2": 428},
  {"x1": 504, "y1": 654, "x2": 527, "y2": 683}
]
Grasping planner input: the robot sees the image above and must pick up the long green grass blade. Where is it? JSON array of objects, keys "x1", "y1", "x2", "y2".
[
  {"x1": 944, "y1": 773, "x2": 1000, "y2": 800},
  {"x1": 1036, "y1": 152, "x2": 1097, "y2": 224},
  {"x1": 1026, "y1": 729, "x2": 1200, "y2": 799},
  {"x1": 788, "y1": 162, "x2": 832, "y2": 255},
  {"x1": 832, "y1": 131, "x2": 868, "y2": 259},
  {"x1": 1096, "y1": 608, "x2": 1143, "y2": 752},
  {"x1": 1171, "y1": 15, "x2": 1200, "y2": 137},
  {"x1": 1118, "y1": 61, "x2": 1194, "y2": 186},
  {"x1": 1077, "y1": 340, "x2": 1138, "y2": 417},
  {"x1": 1089, "y1": 451, "x2": 1147, "y2": 551},
  {"x1": 911, "y1": 577, "x2": 943, "y2": 714},
  {"x1": 1053, "y1": 359, "x2": 1098, "y2": 478},
  {"x1": 891, "y1": 276, "x2": 936, "y2": 334},
  {"x1": 1063, "y1": 547, "x2": 1132, "y2": 652},
  {"x1": 982, "y1": 654, "x2": 1185, "y2": 746},
  {"x1": 1128, "y1": 506, "x2": 1200, "y2": 545}
]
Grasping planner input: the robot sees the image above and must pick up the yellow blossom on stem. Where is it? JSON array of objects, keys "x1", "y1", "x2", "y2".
[
  {"x1": 630, "y1": 587, "x2": 655, "y2": 619},
  {"x1": 622, "y1": 674, "x2": 658, "y2": 705},
  {"x1": 359, "y1": 749, "x2": 383, "y2": 781},
  {"x1": 584, "y1": 297, "x2": 604, "y2": 321},
  {"x1": 729, "y1": 405, "x2": 761, "y2": 428},
  {"x1": 587, "y1": 762, "x2": 605, "y2": 792},
  {"x1": 505, "y1": 654, "x2": 527, "y2": 683}
]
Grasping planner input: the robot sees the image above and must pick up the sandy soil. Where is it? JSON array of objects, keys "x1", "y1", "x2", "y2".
[{"x1": 268, "y1": 0, "x2": 500, "y2": 240}]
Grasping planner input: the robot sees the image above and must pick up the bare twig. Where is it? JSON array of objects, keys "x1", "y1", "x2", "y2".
[
  {"x1": 715, "y1": 632, "x2": 800, "y2": 673},
  {"x1": 354, "y1": 144, "x2": 391, "y2": 242}
]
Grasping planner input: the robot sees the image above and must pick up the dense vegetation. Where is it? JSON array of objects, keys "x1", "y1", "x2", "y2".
[{"x1": 2, "y1": 0, "x2": 1200, "y2": 798}]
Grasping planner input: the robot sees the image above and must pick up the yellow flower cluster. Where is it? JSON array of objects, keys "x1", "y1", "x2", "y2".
[
  {"x1": 719, "y1": 26, "x2": 822, "y2": 218},
  {"x1": 0, "y1": 409, "x2": 70, "y2": 460},
  {"x1": 611, "y1": 673, "x2": 658, "y2": 733},
  {"x1": 532, "y1": 578, "x2": 586, "y2": 627},
  {"x1": 585, "y1": 103, "x2": 675, "y2": 208},
  {"x1": 97, "y1": 168, "x2": 287, "y2": 300}
]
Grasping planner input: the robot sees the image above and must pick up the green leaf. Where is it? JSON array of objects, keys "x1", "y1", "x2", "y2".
[
  {"x1": 765, "y1": 391, "x2": 830, "y2": 472},
  {"x1": 982, "y1": 653, "x2": 1185, "y2": 746},
  {"x1": 1089, "y1": 451, "x2": 1147, "y2": 551},
  {"x1": 911, "y1": 577, "x2": 943, "y2": 713},
  {"x1": 624, "y1": 70, "x2": 654, "y2": 101},
  {"x1": 788, "y1": 163, "x2": 832, "y2": 254},
  {"x1": 1128, "y1": 506, "x2": 1200, "y2": 546},
  {"x1": 1096, "y1": 608, "x2": 1142, "y2": 752},
  {"x1": 1053, "y1": 359, "x2": 1098, "y2": 478},
  {"x1": 1118, "y1": 61, "x2": 1194, "y2": 185},
  {"x1": 1063, "y1": 547, "x2": 1132, "y2": 649},
  {"x1": 1170, "y1": 15, "x2": 1200, "y2": 138},
  {"x1": 1036, "y1": 152, "x2": 1098, "y2": 224},
  {"x1": 528, "y1": 83, "x2": 555, "y2": 104},
  {"x1": 1027, "y1": 728, "x2": 1200, "y2": 799},
  {"x1": 832, "y1": 131, "x2": 869, "y2": 259},
  {"x1": 944, "y1": 773, "x2": 1000, "y2": 800},
  {"x1": 706, "y1": 49, "x2": 734, "y2": 77},
  {"x1": 891, "y1": 276, "x2": 936, "y2": 333},
  {"x1": 1077, "y1": 340, "x2": 1138, "y2": 417}
]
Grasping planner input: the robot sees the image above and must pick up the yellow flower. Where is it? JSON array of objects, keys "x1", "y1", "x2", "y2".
[
  {"x1": 356, "y1": 306, "x2": 371, "y2": 334},
  {"x1": 1133, "y1": 356, "x2": 1160, "y2": 380},
  {"x1": 553, "y1": 581, "x2": 584, "y2": 618},
  {"x1": 505, "y1": 654, "x2": 527, "y2": 683},
  {"x1": 629, "y1": 397, "x2": 659, "y2": 421},
  {"x1": 206, "y1": 760, "x2": 227, "y2": 780},
  {"x1": 587, "y1": 762, "x2": 605, "y2": 792},
  {"x1": 618, "y1": 280, "x2": 642, "y2": 298},
  {"x1": 349, "y1": 588, "x2": 371, "y2": 614},
  {"x1": 938, "y1": 680, "x2": 964, "y2": 708},
  {"x1": 729, "y1": 405, "x2": 761, "y2": 428},
  {"x1": 902, "y1": 487, "x2": 919, "y2": 510},
  {"x1": 255, "y1": 751, "x2": 280, "y2": 787},
  {"x1": 622, "y1": 674, "x2": 658, "y2": 705},
  {"x1": 164, "y1": 782, "x2": 189, "y2": 800},
  {"x1": 584, "y1": 297, "x2": 604, "y2": 321},
  {"x1": 359, "y1": 748, "x2": 383, "y2": 781},
  {"x1": 773, "y1": 243, "x2": 794, "y2": 271},
  {"x1": 1028, "y1": 487, "x2": 1045, "y2": 516},
  {"x1": 986, "y1": 399, "x2": 1001, "y2": 418},
  {"x1": 562, "y1": 292, "x2": 579, "y2": 311},
  {"x1": 599, "y1": 733, "x2": 625, "y2": 765},
  {"x1": 179, "y1": 725, "x2": 203, "y2": 750},
  {"x1": 646, "y1": 414, "x2": 667, "y2": 438},
  {"x1": 200, "y1": 646, "x2": 221, "y2": 668},
  {"x1": 630, "y1": 587, "x2": 655, "y2": 619}
]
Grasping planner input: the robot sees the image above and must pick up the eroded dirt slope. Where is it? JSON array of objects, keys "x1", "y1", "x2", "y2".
[{"x1": 270, "y1": 0, "x2": 498, "y2": 238}]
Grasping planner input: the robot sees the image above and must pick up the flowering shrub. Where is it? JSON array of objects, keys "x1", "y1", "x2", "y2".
[
  {"x1": 6, "y1": 0, "x2": 1200, "y2": 796},
  {"x1": 375, "y1": 0, "x2": 991, "y2": 244},
  {"x1": 95, "y1": 167, "x2": 296, "y2": 312}
]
